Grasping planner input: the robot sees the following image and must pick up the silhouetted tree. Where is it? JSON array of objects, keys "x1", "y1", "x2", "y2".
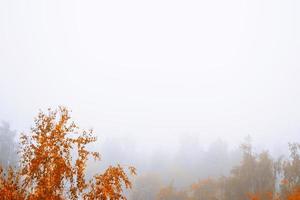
[{"x1": 0, "y1": 122, "x2": 17, "y2": 168}]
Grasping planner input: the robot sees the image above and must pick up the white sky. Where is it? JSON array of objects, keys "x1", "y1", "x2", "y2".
[{"x1": 0, "y1": 0, "x2": 300, "y2": 152}]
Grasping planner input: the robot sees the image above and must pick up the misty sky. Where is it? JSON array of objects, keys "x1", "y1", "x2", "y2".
[{"x1": 0, "y1": 0, "x2": 300, "y2": 153}]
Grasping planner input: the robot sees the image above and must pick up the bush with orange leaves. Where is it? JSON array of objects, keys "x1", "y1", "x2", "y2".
[{"x1": 0, "y1": 107, "x2": 136, "y2": 200}]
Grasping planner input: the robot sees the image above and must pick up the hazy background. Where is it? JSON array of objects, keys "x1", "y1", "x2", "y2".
[{"x1": 0, "y1": 0, "x2": 300, "y2": 185}]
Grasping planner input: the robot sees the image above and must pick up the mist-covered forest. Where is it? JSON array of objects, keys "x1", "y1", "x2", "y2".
[
  {"x1": 1, "y1": 0, "x2": 300, "y2": 199},
  {"x1": 1, "y1": 107, "x2": 300, "y2": 200}
]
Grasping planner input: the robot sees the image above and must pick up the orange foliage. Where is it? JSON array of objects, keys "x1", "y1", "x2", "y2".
[
  {"x1": 0, "y1": 107, "x2": 135, "y2": 200},
  {"x1": 0, "y1": 166, "x2": 25, "y2": 200},
  {"x1": 287, "y1": 188, "x2": 300, "y2": 200},
  {"x1": 247, "y1": 192, "x2": 278, "y2": 200},
  {"x1": 84, "y1": 165, "x2": 136, "y2": 200},
  {"x1": 247, "y1": 194, "x2": 261, "y2": 200}
]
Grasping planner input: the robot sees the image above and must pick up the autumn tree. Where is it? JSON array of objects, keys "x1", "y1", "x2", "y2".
[
  {"x1": 0, "y1": 107, "x2": 136, "y2": 200},
  {"x1": 280, "y1": 143, "x2": 300, "y2": 199},
  {"x1": 221, "y1": 138, "x2": 276, "y2": 200}
]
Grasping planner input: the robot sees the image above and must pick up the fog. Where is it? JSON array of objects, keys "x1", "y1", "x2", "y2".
[{"x1": 0, "y1": 0, "x2": 300, "y2": 198}]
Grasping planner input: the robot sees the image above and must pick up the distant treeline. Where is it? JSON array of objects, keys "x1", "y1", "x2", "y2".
[{"x1": 130, "y1": 140, "x2": 300, "y2": 200}]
